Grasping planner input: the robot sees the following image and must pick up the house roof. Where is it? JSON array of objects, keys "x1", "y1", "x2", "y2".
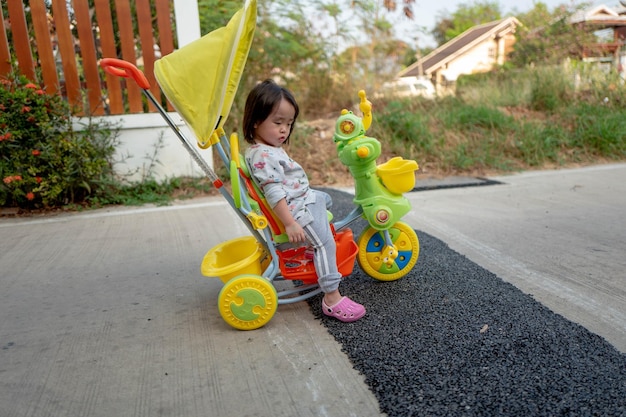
[
  {"x1": 569, "y1": 4, "x2": 626, "y2": 27},
  {"x1": 399, "y1": 17, "x2": 521, "y2": 78},
  {"x1": 570, "y1": 5, "x2": 618, "y2": 23}
]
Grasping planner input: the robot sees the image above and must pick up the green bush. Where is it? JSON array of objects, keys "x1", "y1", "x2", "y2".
[
  {"x1": 568, "y1": 103, "x2": 626, "y2": 157},
  {"x1": 0, "y1": 73, "x2": 119, "y2": 209},
  {"x1": 530, "y1": 67, "x2": 573, "y2": 112},
  {"x1": 457, "y1": 68, "x2": 532, "y2": 107},
  {"x1": 446, "y1": 104, "x2": 513, "y2": 131},
  {"x1": 369, "y1": 98, "x2": 436, "y2": 157},
  {"x1": 513, "y1": 122, "x2": 566, "y2": 166}
]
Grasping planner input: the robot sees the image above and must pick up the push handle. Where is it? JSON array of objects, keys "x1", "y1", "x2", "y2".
[{"x1": 99, "y1": 58, "x2": 150, "y2": 89}]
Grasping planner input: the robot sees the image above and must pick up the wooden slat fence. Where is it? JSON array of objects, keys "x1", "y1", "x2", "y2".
[{"x1": 0, "y1": 0, "x2": 176, "y2": 116}]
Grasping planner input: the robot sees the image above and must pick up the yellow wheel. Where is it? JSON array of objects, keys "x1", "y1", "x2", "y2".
[
  {"x1": 357, "y1": 221, "x2": 419, "y2": 281},
  {"x1": 218, "y1": 275, "x2": 278, "y2": 330}
]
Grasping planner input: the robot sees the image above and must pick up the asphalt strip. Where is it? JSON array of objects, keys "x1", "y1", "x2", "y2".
[{"x1": 311, "y1": 188, "x2": 626, "y2": 417}]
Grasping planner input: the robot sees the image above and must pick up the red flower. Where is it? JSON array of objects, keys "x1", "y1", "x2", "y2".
[
  {"x1": 2, "y1": 175, "x2": 20, "y2": 184},
  {"x1": 35, "y1": 176, "x2": 43, "y2": 183},
  {"x1": 32, "y1": 149, "x2": 41, "y2": 156},
  {"x1": 0, "y1": 132, "x2": 12, "y2": 141},
  {"x1": 25, "y1": 192, "x2": 35, "y2": 201},
  {"x1": 25, "y1": 83, "x2": 38, "y2": 89},
  {"x1": 21, "y1": 106, "x2": 31, "y2": 113},
  {"x1": 35, "y1": 89, "x2": 45, "y2": 95}
]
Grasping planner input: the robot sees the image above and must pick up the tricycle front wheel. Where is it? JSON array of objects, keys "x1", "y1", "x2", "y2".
[{"x1": 357, "y1": 221, "x2": 419, "y2": 281}]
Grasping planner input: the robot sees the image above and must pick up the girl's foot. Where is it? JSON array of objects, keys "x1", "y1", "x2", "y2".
[{"x1": 322, "y1": 296, "x2": 366, "y2": 322}]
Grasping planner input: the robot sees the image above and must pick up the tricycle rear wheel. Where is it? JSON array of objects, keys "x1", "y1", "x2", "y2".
[{"x1": 218, "y1": 275, "x2": 278, "y2": 330}]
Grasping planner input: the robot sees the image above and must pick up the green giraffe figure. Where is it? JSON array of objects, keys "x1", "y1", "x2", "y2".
[{"x1": 333, "y1": 90, "x2": 419, "y2": 231}]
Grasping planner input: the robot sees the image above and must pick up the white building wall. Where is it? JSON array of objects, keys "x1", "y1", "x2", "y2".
[
  {"x1": 75, "y1": 113, "x2": 213, "y2": 183},
  {"x1": 443, "y1": 41, "x2": 497, "y2": 81}
]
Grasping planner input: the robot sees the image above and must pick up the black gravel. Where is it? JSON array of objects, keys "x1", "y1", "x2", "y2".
[{"x1": 311, "y1": 188, "x2": 626, "y2": 417}]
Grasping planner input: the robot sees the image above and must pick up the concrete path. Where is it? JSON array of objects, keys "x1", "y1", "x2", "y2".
[
  {"x1": 0, "y1": 200, "x2": 381, "y2": 417},
  {"x1": 1, "y1": 163, "x2": 624, "y2": 417}
]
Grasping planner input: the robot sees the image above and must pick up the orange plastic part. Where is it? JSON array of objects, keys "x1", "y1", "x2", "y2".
[
  {"x1": 99, "y1": 58, "x2": 151, "y2": 89},
  {"x1": 239, "y1": 168, "x2": 285, "y2": 236},
  {"x1": 277, "y1": 228, "x2": 358, "y2": 284}
]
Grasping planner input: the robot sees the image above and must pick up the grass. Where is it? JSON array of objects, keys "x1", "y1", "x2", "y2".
[
  {"x1": 368, "y1": 65, "x2": 626, "y2": 176},
  {"x1": 12, "y1": 64, "x2": 623, "y2": 213},
  {"x1": 102, "y1": 65, "x2": 625, "y2": 208},
  {"x1": 82, "y1": 177, "x2": 215, "y2": 209}
]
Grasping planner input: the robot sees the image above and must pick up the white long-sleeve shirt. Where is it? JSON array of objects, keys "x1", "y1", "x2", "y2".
[{"x1": 244, "y1": 143, "x2": 316, "y2": 226}]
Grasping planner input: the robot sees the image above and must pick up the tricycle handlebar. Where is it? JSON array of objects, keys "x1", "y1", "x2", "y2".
[{"x1": 99, "y1": 58, "x2": 150, "y2": 89}]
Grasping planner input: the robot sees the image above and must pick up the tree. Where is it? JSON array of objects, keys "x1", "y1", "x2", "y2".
[
  {"x1": 431, "y1": 1, "x2": 502, "y2": 46},
  {"x1": 198, "y1": 0, "x2": 243, "y2": 34},
  {"x1": 382, "y1": 0, "x2": 416, "y2": 19},
  {"x1": 509, "y1": 2, "x2": 595, "y2": 67},
  {"x1": 202, "y1": 0, "x2": 419, "y2": 119}
]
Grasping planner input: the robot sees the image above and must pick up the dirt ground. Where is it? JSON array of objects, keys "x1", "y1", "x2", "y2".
[
  {"x1": 3, "y1": 115, "x2": 616, "y2": 216},
  {"x1": 282, "y1": 118, "x2": 487, "y2": 187},
  {"x1": 289, "y1": 115, "x2": 615, "y2": 187},
  {"x1": 285, "y1": 117, "x2": 437, "y2": 188},
  {"x1": 191, "y1": 114, "x2": 612, "y2": 200},
  {"x1": 288, "y1": 118, "x2": 354, "y2": 187}
]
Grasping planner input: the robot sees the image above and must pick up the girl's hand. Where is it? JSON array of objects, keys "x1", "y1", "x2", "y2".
[
  {"x1": 272, "y1": 198, "x2": 306, "y2": 243},
  {"x1": 285, "y1": 222, "x2": 306, "y2": 243}
]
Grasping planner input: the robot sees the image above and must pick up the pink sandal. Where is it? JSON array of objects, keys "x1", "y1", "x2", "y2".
[{"x1": 322, "y1": 297, "x2": 366, "y2": 322}]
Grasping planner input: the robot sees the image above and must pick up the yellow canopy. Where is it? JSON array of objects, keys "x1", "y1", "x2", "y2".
[{"x1": 154, "y1": 0, "x2": 256, "y2": 147}]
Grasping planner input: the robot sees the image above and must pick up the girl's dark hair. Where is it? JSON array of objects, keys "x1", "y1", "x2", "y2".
[{"x1": 242, "y1": 79, "x2": 299, "y2": 144}]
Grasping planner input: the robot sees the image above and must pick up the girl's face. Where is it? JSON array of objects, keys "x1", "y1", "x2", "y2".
[{"x1": 253, "y1": 98, "x2": 295, "y2": 147}]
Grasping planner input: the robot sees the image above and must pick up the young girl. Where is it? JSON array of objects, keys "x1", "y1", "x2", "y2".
[{"x1": 243, "y1": 79, "x2": 366, "y2": 323}]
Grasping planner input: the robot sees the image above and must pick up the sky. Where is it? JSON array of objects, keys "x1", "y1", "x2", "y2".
[{"x1": 392, "y1": 0, "x2": 621, "y2": 48}]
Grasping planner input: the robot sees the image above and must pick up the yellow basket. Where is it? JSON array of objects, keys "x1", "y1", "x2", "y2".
[
  {"x1": 201, "y1": 236, "x2": 264, "y2": 284},
  {"x1": 376, "y1": 157, "x2": 419, "y2": 195}
]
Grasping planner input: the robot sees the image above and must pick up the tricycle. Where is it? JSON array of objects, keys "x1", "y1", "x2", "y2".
[{"x1": 99, "y1": 0, "x2": 419, "y2": 330}]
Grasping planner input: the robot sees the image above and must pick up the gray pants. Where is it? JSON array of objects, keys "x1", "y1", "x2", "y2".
[{"x1": 299, "y1": 190, "x2": 342, "y2": 293}]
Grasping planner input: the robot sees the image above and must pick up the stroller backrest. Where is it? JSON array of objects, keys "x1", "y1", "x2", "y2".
[{"x1": 238, "y1": 158, "x2": 289, "y2": 244}]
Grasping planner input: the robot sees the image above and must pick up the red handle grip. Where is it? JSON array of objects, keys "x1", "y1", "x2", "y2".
[{"x1": 99, "y1": 58, "x2": 150, "y2": 89}]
